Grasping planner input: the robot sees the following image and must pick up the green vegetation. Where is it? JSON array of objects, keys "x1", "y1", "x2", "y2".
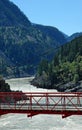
[
  {"x1": 0, "y1": 0, "x2": 67, "y2": 77},
  {"x1": 0, "y1": 25, "x2": 66, "y2": 77},
  {"x1": 0, "y1": 0, "x2": 31, "y2": 27},
  {"x1": 37, "y1": 36, "x2": 82, "y2": 88}
]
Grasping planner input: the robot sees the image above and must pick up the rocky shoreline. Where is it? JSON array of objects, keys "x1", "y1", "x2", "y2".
[
  {"x1": 0, "y1": 77, "x2": 28, "y2": 103},
  {"x1": 0, "y1": 77, "x2": 11, "y2": 92},
  {"x1": 31, "y1": 76, "x2": 82, "y2": 92},
  {"x1": 1, "y1": 74, "x2": 82, "y2": 92}
]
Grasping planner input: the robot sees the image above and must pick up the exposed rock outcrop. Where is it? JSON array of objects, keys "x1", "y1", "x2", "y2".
[
  {"x1": 31, "y1": 76, "x2": 82, "y2": 92},
  {"x1": 0, "y1": 77, "x2": 11, "y2": 92}
]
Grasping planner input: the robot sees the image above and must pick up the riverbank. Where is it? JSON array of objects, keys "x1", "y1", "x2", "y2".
[
  {"x1": 0, "y1": 77, "x2": 30, "y2": 104},
  {"x1": 0, "y1": 77, "x2": 11, "y2": 92},
  {"x1": 31, "y1": 75, "x2": 82, "y2": 92}
]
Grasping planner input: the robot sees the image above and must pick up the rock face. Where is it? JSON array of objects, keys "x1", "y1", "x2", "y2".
[
  {"x1": 54, "y1": 81, "x2": 82, "y2": 92},
  {"x1": 31, "y1": 75, "x2": 52, "y2": 89},
  {"x1": 0, "y1": 77, "x2": 29, "y2": 104},
  {"x1": 0, "y1": 77, "x2": 11, "y2": 92},
  {"x1": 31, "y1": 75, "x2": 82, "y2": 92}
]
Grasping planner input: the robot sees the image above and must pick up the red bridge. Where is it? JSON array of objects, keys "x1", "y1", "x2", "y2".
[{"x1": 0, "y1": 92, "x2": 82, "y2": 118}]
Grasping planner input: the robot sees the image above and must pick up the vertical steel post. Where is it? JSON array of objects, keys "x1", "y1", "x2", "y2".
[
  {"x1": 30, "y1": 94, "x2": 32, "y2": 110},
  {"x1": 46, "y1": 93, "x2": 49, "y2": 110},
  {"x1": 77, "y1": 94, "x2": 81, "y2": 106}
]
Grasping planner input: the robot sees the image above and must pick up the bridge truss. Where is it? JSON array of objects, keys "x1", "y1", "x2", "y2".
[{"x1": 0, "y1": 92, "x2": 82, "y2": 118}]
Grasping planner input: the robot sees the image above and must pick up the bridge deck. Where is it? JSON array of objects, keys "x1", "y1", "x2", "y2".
[{"x1": 0, "y1": 92, "x2": 82, "y2": 118}]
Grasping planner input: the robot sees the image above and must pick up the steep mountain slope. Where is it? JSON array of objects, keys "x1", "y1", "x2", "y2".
[
  {"x1": 0, "y1": 0, "x2": 31, "y2": 26},
  {"x1": 0, "y1": 0, "x2": 67, "y2": 77},
  {"x1": 34, "y1": 24, "x2": 67, "y2": 45}
]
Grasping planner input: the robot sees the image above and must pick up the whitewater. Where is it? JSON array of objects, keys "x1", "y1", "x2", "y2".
[{"x1": 0, "y1": 77, "x2": 82, "y2": 130}]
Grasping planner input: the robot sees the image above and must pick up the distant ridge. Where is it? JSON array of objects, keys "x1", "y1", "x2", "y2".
[{"x1": 67, "y1": 32, "x2": 82, "y2": 42}]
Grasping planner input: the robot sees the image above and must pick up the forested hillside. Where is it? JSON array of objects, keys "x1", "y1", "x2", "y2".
[
  {"x1": 0, "y1": 0, "x2": 67, "y2": 77},
  {"x1": 53, "y1": 36, "x2": 82, "y2": 83},
  {"x1": 32, "y1": 36, "x2": 82, "y2": 92},
  {"x1": 0, "y1": 0, "x2": 31, "y2": 26}
]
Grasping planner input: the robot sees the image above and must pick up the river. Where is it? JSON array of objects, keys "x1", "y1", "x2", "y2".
[{"x1": 0, "y1": 77, "x2": 82, "y2": 130}]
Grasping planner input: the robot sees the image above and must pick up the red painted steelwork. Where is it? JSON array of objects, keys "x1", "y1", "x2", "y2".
[{"x1": 0, "y1": 92, "x2": 82, "y2": 118}]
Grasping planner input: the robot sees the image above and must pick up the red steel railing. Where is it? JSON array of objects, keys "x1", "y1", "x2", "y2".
[{"x1": 0, "y1": 92, "x2": 82, "y2": 118}]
